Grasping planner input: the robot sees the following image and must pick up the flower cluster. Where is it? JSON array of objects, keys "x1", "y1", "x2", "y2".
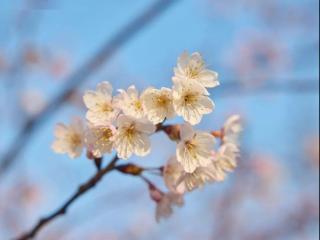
[
  {"x1": 164, "y1": 116, "x2": 242, "y2": 194},
  {"x1": 51, "y1": 51, "x2": 242, "y2": 222}
]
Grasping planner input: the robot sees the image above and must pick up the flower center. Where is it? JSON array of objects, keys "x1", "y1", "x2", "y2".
[
  {"x1": 101, "y1": 103, "x2": 113, "y2": 113},
  {"x1": 69, "y1": 133, "x2": 82, "y2": 148},
  {"x1": 96, "y1": 127, "x2": 113, "y2": 145},
  {"x1": 186, "y1": 61, "x2": 204, "y2": 79},
  {"x1": 134, "y1": 100, "x2": 143, "y2": 111},
  {"x1": 157, "y1": 95, "x2": 169, "y2": 107},
  {"x1": 125, "y1": 124, "x2": 137, "y2": 140},
  {"x1": 185, "y1": 140, "x2": 197, "y2": 158},
  {"x1": 186, "y1": 68, "x2": 200, "y2": 79},
  {"x1": 183, "y1": 93, "x2": 198, "y2": 105}
]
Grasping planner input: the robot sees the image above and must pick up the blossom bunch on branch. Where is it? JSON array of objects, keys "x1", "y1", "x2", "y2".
[
  {"x1": 16, "y1": 51, "x2": 242, "y2": 240},
  {"x1": 51, "y1": 51, "x2": 242, "y2": 221}
]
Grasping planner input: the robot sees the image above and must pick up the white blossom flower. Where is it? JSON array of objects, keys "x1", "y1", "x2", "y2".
[
  {"x1": 172, "y1": 80, "x2": 214, "y2": 125},
  {"x1": 141, "y1": 87, "x2": 175, "y2": 124},
  {"x1": 176, "y1": 123, "x2": 215, "y2": 173},
  {"x1": 83, "y1": 81, "x2": 119, "y2": 125},
  {"x1": 223, "y1": 115, "x2": 242, "y2": 145},
  {"x1": 185, "y1": 143, "x2": 239, "y2": 189},
  {"x1": 113, "y1": 115, "x2": 155, "y2": 159},
  {"x1": 178, "y1": 167, "x2": 218, "y2": 192},
  {"x1": 51, "y1": 117, "x2": 84, "y2": 158},
  {"x1": 85, "y1": 123, "x2": 116, "y2": 158},
  {"x1": 163, "y1": 155, "x2": 216, "y2": 193},
  {"x1": 172, "y1": 51, "x2": 219, "y2": 88},
  {"x1": 114, "y1": 85, "x2": 145, "y2": 119},
  {"x1": 166, "y1": 143, "x2": 239, "y2": 193}
]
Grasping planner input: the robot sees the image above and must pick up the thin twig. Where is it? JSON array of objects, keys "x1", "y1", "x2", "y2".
[
  {"x1": 0, "y1": 0, "x2": 180, "y2": 178},
  {"x1": 139, "y1": 175, "x2": 155, "y2": 187},
  {"x1": 14, "y1": 156, "x2": 119, "y2": 240}
]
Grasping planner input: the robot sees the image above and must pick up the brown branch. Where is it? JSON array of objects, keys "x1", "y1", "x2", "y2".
[
  {"x1": 0, "y1": 0, "x2": 180, "y2": 178},
  {"x1": 14, "y1": 156, "x2": 119, "y2": 240}
]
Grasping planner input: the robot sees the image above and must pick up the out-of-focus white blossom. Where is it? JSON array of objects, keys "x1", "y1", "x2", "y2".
[
  {"x1": 113, "y1": 115, "x2": 155, "y2": 159},
  {"x1": 214, "y1": 143, "x2": 239, "y2": 174},
  {"x1": 163, "y1": 156, "x2": 186, "y2": 194},
  {"x1": 172, "y1": 80, "x2": 214, "y2": 125},
  {"x1": 51, "y1": 117, "x2": 84, "y2": 158},
  {"x1": 20, "y1": 90, "x2": 46, "y2": 116},
  {"x1": 149, "y1": 185, "x2": 183, "y2": 222},
  {"x1": 163, "y1": 156, "x2": 214, "y2": 193},
  {"x1": 85, "y1": 124, "x2": 116, "y2": 158},
  {"x1": 114, "y1": 85, "x2": 145, "y2": 119},
  {"x1": 165, "y1": 143, "x2": 239, "y2": 193},
  {"x1": 172, "y1": 51, "x2": 219, "y2": 88},
  {"x1": 184, "y1": 143, "x2": 239, "y2": 187},
  {"x1": 83, "y1": 82, "x2": 119, "y2": 125},
  {"x1": 176, "y1": 123, "x2": 215, "y2": 173},
  {"x1": 223, "y1": 115, "x2": 242, "y2": 145},
  {"x1": 141, "y1": 87, "x2": 175, "y2": 124},
  {"x1": 155, "y1": 192, "x2": 183, "y2": 222}
]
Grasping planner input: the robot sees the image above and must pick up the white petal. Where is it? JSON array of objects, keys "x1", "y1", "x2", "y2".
[
  {"x1": 198, "y1": 70, "x2": 219, "y2": 88},
  {"x1": 176, "y1": 143, "x2": 198, "y2": 173},
  {"x1": 194, "y1": 132, "x2": 215, "y2": 148},
  {"x1": 163, "y1": 156, "x2": 185, "y2": 193},
  {"x1": 116, "y1": 114, "x2": 132, "y2": 128},
  {"x1": 183, "y1": 105, "x2": 202, "y2": 125},
  {"x1": 194, "y1": 148, "x2": 212, "y2": 167},
  {"x1": 97, "y1": 81, "x2": 112, "y2": 95},
  {"x1": 51, "y1": 140, "x2": 67, "y2": 153},
  {"x1": 190, "y1": 52, "x2": 202, "y2": 61},
  {"x1": 135, "y1": 118, "x2": 156, "y2": 134},
  {"x1": 69, "y1": 145, "x2": 83, "y2": 159},
  {"x1": 177, "y1": 51, "x2": 189, "y2": 69},
  {"x1": 127, "y1": 85, "x2": 139, "y2": 99},
  {"x1": 198, "y1": 96, "x2": 214, "y2": 113},
  {"x1": 114, "y1": 135, "x2": 133, "y2": 159},
  {"x1": 83, "y1": 90, "x2": 99, "y2": 109},
  {"x1": 70, "y1": 117, "x2": 84, "y2": 135},
  {"x1": 133, "y1": 133, "x2": 151, "y2": 157},
  {"x1": 54, "y1": 123, "x2": 68, "y2": 138}
]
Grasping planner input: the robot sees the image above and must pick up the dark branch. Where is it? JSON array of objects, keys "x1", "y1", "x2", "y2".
[
  {"x1": 14, "y1": 156, "x2": 119, "y2": 240},
  {"x1": 0, "y1": 0, "x2": 180, "y2": 178}
]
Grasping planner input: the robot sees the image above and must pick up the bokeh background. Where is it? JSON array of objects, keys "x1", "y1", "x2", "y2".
[{"x1": 0, "y1": 0, "x2": 319, "y2": 239}]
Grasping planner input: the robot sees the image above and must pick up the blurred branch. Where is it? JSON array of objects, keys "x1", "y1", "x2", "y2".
[
  {"x1": 0, "y1": 0, "x2": 180, "y2": 178},
  {"x1": 14, "y1": 156, "x2": 119, "y2": 240}
]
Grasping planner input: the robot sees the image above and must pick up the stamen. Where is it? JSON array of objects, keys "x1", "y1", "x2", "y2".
[
  {"x1": 101, "y1": 103, "x2": 113, "y2": 113},
  {"x1": 134, "y1": 100, "x2": 143, "y2": 111},
  {"x1": 157, "y1": 95, "x2": 169, "y2": 107},
  {"x1": 183, "y1": 93, "x2": 197, "y2": 105}
]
